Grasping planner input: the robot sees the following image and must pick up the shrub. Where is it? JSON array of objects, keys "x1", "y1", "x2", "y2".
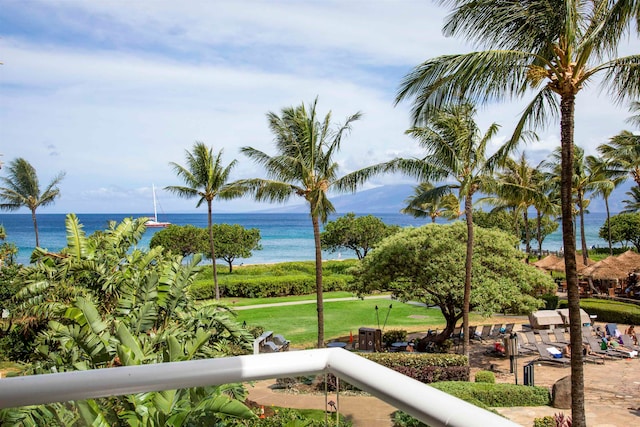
[
  {"x1": 533, "y1": 416, "x2": 556, "y2": 427},
  {"x1": 392, "y1": 410, "x2": 428, "y2": 427},
  {"x1": 383, "y1": 329, "x2": 408, "y2": 346},
  {"x1": 430, "y1": 382, "x2": 550, "y2": 407},
  {"x1": 474, "y1": 370, "x2": 495, "y2": 383},
  {"x1": 558, "y1": 298, "x2": 640, "y2": 324},
  {"x1": 361, "y1": 353, "x2": 469, "y2": 383},
  {"x1": 541, "y1": 293, "x2": 559, "y2": 310}
]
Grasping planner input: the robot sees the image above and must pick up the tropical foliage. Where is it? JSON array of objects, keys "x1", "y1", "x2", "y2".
[
  {"x1": 353, "y1": 222, "x2": 554, "y2": 343},
  {"x1": 1, "y1": 215, "x2": 255, "y2": 425},
  {"x1": 320, "y1": 213, "x2": 399, "y2": 260},
  {"x1": 599, "y1": 212, "x2": 640, "y2": 252},
  {"x1": 239, "y1": 97, "x2": 365, "y2": 348},
  {"x1": 0, "y1": 158, "x2": 65, "y2": 247},
  {"x1": 166, "y1": 143, "x2": 244, "y2": 300}
]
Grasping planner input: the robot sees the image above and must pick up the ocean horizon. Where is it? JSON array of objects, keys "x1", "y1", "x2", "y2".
[{"x1": 1, "y1": 211, "x2": 614, "y2": 266}]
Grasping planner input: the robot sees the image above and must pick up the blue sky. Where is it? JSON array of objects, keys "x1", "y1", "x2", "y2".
[{"x1": 1, "y1": 0, "x2": 637, "y2": 214}]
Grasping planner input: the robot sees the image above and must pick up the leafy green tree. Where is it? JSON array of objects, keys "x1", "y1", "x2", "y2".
[
  {"x1": 401, "y1": 182, "x2": 461, "y2": 222},
  {"x1": 472, "y1": 209, "x2": 518, "y2": 236},
  {"x1": 586, "y1": 155, "x2": 626, "y2": 255},
  {"x1": 2, "y1": 214, "x2": 255, "y2": 425},
  {"x1": 353, "y1": 222, "x2": 554, "y2": 344},
  {"x1": 206, "y1": 224, "x2": 262, "y2": 272},
  {"x1": 0, "y1": 158, "x2": 65, "y2": 246},
  {"x1": 599, "y1": 213, "x2": 640, "y2": 252},
  {"x1": 239, "y1": 98, "x2": 364, "y2": 348},
  {"x1": 395, "y1": 2, "x2": 640, "y2": 422},
  {"x1": 622, "y1": 186, "x2": 640, "y2": 213},
  {"x1": 320, "y1": 213, "x2": 399, "y2": 260},
  {"x1": 166, "y1": 143, "x2": 243, "y2": 300},
  {"x1": 525, "y1": 216, "x2": 559, "y2": 253},
  {"x1": 150, "y1": 224, "x2": 207, "y2": 257},
  {"x1": 345, "y1": 102, "x2": 509, "y2": 357}
]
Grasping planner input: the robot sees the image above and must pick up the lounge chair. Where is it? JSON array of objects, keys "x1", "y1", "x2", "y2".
[
  {"x1": 477, "y1": 325, "x2": 492, "y2": 341},
  {"x1": 502, "y1": 323, "x2": 515, "y2": 336},
  {"x1": 553, "y1": 329, "x2": 570, "y2": 344},
  {"x1": 539, "y1": 329, "x2": 566, "y2": 349},
  {"x1": 620, "y1": 334, "x2": 640, "y2": 352},
  {"x1": 584, "y1": 335, "x2": 627, "y2": 359},
  {"x1": 273, "y1": 334, "x2": 290, "y2": 351},
  {"x1": 605, "y1": 323, "x2": 619, "y2": 337},
  {"x1": 489, "y1": 324, "x2": 503, "y2": 338},
  {"x1": 534, "y1": 343, "x2": 570, "y2": 366},
  {"x1": 516, "y1": 332, "x2": 536, "y2": 354}
]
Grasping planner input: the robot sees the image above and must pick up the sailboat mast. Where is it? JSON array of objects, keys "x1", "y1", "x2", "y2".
[{"x1": 152, "y1": 184, "x2": 159, "y2": 222}]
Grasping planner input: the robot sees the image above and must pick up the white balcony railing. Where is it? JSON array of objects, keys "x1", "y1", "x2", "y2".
[{"x1": 0, "y1": 348, "x2": 520, "y2": 427}]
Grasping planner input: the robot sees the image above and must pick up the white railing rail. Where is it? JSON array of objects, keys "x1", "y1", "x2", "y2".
[{"x1": 0, "y1": 348, "x2": 520, "y2": 427}]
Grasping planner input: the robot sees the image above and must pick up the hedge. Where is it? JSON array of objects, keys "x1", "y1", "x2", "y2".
[
  {"x1": 430, "y1": 382, "x2": 551, "y2": 407},
  {"x1": 190, "y1": 274, "x2": 352, "y2": 299},
  {"x1": 361, "y1": 353, "x2": 470, "y2": 384},
  {"x1": 558, "y1": 298, "x2": 640, "y2": 325}
]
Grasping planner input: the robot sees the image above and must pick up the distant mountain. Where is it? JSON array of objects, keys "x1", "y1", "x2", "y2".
[
  {"x1": 258, "y1": 184, "x2": 416, "y2": 214},
  {"x1": 258, "y1": 180, "x2": 636, "y2": 215}
]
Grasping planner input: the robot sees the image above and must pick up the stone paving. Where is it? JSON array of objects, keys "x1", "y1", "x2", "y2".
[{"x1": 247, "y1": 326, "x2": 640, "y2": 426}]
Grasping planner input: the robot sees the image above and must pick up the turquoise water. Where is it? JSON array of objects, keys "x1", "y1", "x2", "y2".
[{"x1": 0, "y1": 212, "x2": 612, "y2": 266}]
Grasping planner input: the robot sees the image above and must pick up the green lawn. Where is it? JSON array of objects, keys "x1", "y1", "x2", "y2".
[
  {"x1": 233, "y1": 297, "x2": 484, "y2": 347},
  {"x1": 215, "y1": 291, "x2": 357, "y2": 307}
]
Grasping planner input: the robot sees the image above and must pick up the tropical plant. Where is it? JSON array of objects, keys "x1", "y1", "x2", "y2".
[
  {"x1": 599, "y1": 102, "x2": 640, "y2": 189},
  {"x1": 344, "y1": 102, "x2": 509, "y2": 357},
  {"x1": 586, "y1": 155, "x2": 626, "y2": 254},
  {"x1": 320, "y1": 213, "x2": 399, "y2": 260},
  {"x1": 401, "y1": 182, "x2": 461, "y2": 222},
  {"x1": 166, "y1": 143, "x2": 244, "y2": 300},
  {"x1": 2, "y1": 214, "x2": 255, "y2": 425},
  {"x1": 204, "y1": 224, "x2": 262, "y2": 272},
  {"x1": 239, "y1": 98, "x2": 364, "y2": 348},
  {"x1": 353, "y1": 222, "x2": 554, "y2": 343},
  {"x1": 599, "y1": 212, "x2": 640, "y2": 252},
  {"x1": 0, "y1": 158, "x2": 65, "y2": 246},
  {"x1": 622, "y1": 186, "x2": 640, "y2": 213},
  {"x1": 393, "y1": 2, "x2": 640, "y2": 422}
]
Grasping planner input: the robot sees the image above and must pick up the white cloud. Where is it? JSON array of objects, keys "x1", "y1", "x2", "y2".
[{"x1": 0, "y1": 1, "x2": 636, "y2": 213}]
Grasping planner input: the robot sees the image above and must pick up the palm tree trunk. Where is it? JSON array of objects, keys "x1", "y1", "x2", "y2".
[
  {"x1": 31, "y1": 208, "x2": 39, "y2": 247},
  {"x1": 605, "y1": 196, "x2": 613, "y2": 256},
  {"x1": 524, "y1": 209, "x2": 530, "y2": 256},
  {"x1": 207, "y1": 201, "x2": 220, "y2": 300},
  {"x1": 462, "y1": 194, "x2": 473, "y2": 358},
  {"x1": 560, "y1": 93, "x2": 586, "y2": 427},
  {"x1": 578, "y1": 194, "x2": 588, "y2": 265},
  {"x1": 312, "y1": 213, "x2": 325, "y2": 348},
  {"x1": 536, "y1": 209, "x2": 543, "y2": 260}
]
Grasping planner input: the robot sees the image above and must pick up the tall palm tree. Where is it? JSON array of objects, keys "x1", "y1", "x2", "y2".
[
  {"x1": 239, "y1": 98, "x2": 363, "y2": 348},
  {"x1": 0, "y1": 158, "x2": 65, "y2": 247},
  {"x1": 622, "y1": 186, "x2": 640, "y2": 213},
  {"x1": 344, "y1": 102, "x2": 506, "y2": 357},
  {"x1": 401, "y1": 182, "x2": 461, "y2": 222},
  {"x1": 395, "y1": 3, "x2": 639, "y2": 422},
  {"x1": 586, "y1": 155, "x2": 625, "y2": 255},
  {"x1": 166, "y1": 143, "x2": 243, "y2": 300},
  {"x1": 598, "y1": 102, "x2": 640, "y2": 189}
]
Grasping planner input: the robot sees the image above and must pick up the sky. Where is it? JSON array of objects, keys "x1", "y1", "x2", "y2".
[{"x1": 1, "y1": 0, "x2": 638, "y2": 214}]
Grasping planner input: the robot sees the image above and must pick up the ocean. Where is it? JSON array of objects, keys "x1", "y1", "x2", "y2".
[{"x1": 0, "y1": 212, "x2": 612, "y2": 266}]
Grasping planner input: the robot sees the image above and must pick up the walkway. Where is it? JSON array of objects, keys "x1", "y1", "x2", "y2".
[{"x1": 233, "y1": 294, "x2": 392, "y2": 310}]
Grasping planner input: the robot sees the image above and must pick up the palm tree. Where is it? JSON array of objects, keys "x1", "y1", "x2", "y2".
[
  {"x1": 395, "y1": 3, "x2": 639, "y2": 421},
  {"x1": 622, "y1": 186, "x2": 640, "y2": 213},
  {"x1": 586, "y1": 155, "x2": 625, "y2": 255},
  {"x1": 0, "y1": 158, "x2": 65, "y2": 247},
  {"x1": 401, "y1": 182, "x2": 461, "y2": 222},
  {"x1": 345, "y1": 102, "x2": 506, "y2": 357},
  {"x1": 239, "y1": 98, "x2": 363, "y2": 348},
  {"x1": 166, "y1": 143, "x2": 243, "y2": 300},
  {"x1": 598, "y1": 102, "x2": 640, "y2": 189}
]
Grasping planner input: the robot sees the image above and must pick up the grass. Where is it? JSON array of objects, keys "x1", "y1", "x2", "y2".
[
  {"x1": 232, "y1": 296, "x2": 486, "y2": 347},
  {"x1": 215, "y1": 291, "x2": 357, "y2": 307}
]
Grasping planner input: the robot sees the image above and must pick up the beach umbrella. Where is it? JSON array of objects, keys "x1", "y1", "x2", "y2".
[
  {"x1": 532, "y1": 254, "x2": 563, "y2": 270},
  {"x1": 548, "y1": 254, "x2": 595, "y2": 272},
  {"x1": 615, "y1": 250, "x2": 640, "y2": 271}
]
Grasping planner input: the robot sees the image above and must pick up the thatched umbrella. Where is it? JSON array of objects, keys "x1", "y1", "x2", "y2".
[
  {"x1": 580, "y1": 261, "x2": 630, "y2": 280},
  {"x1": 615, "y1": 250, "x2": 640, "y2": 271},
  {"x1": 532, "y1": 254, "x2": 563, "y2": 270},
  {"x1": 548, "y1": 254, "x2": 595, "y2": 273}
]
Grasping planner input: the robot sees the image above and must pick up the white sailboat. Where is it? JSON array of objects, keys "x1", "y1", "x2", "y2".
[{"x1": 146, "y1": 184, "x2": 170, "y2": 228}]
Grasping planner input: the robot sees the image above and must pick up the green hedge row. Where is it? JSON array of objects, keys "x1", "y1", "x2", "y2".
[
  {"x1": 558, "y1": 298, "x2": 640, "y2": 325},
  {"x1": 430, "y1": 381, "x2": 551, "y2": 407},
  {"x1": 361, "y1": 353, "x2": 470, "y2": 383},
  {"x1": 190, "y1": 274, "x2": 352, "y2": 299}
]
